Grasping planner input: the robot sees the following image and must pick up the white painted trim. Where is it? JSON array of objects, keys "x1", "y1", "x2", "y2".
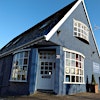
[
  {"x1": 63, "y1": 47, "x2": 85, "y2": 84},
  {"x1": 82, "y1": 0, "x2": 100, "y2": 56},
  {"x1": 63, "y1": 47, "x2": 85, "y2": 58},
  {"x1": 45, "y1": 0, "x2": 100, "y2": 57},
  {"x1": 63, "y1": 82, "x2": 85, "y2": 84},
  {"x1": 73, "y1": 19, "x2": 89, "y2": 42},
  {"x1": 10, "y1": 49, "x2": 30, "y2": 82},
  {"x1": 9, "y1": 80, "x2": 27, "y2": 82},
  {"x1": 45, "y1": 0, "x2": 82, "y2": 41},
  {"x1": 64, "y1": 52, "x2": 66, "y2": 83}
]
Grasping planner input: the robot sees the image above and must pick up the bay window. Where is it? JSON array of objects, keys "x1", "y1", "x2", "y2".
[
  {"x1": 64, "y1": 48, "x2": 85, "y2": 84},
  {"x1": 10, "y1": 49, "x2": 30, "y2": 82}
]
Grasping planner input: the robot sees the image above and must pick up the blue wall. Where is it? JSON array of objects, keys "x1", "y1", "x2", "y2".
[
  {"x1": 0, "y1": 53, "x2": 30, "y2": 96},
  {"x1": 49, "y1": 2, "x2": 100, "y2": 95},
  {"x1": 29, "y1": 48, "x2": 38, "y2": 94}
]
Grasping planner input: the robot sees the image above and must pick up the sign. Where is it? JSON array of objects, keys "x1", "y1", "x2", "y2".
[
  {"x1": 93, "y1": 62, "x2": 100, "y2": 74},
  {"x1": 56, "y1": 55, "x2": 60, "y2": 59}
]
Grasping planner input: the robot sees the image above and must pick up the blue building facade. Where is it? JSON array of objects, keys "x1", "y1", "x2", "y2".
[{"x1": 0, "y1": 0, "x2": 100, "y2": 96}]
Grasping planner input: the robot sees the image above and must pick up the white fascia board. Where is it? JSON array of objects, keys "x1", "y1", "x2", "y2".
[
  {"x1": 82, "y1": 0, "x2": 100, "y2": 56},
  {"x1": 45, "y1": 0, "x2": 82, "y2": 41}
]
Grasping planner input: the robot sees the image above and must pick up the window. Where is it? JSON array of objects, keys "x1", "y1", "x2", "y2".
[
  {"x1": 10, "y1": 49, "x2": 30, "y2": 82},
  {"x1": 64, "y1": 48, "x2": 85, "y2": 84},
  {"x1": 73, "y1": 19, "x2": 89, "y2": 42}
]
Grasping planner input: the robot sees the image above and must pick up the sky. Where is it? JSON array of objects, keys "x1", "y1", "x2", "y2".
[{"x1": 0, "y1": 0, "x2": 100, "y2": 51}]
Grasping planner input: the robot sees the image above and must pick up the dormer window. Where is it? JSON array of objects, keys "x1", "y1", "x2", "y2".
[{"x1": 73, "y1": 19, "x2": 89, "y2": 43}]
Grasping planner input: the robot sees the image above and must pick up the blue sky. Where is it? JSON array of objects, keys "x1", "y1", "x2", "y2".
[{"x1": 0, "y1": 0, "x2": 100, "y2": 51}]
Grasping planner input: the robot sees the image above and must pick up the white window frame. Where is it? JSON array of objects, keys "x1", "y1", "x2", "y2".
[
  {"x1": 73, "y1": 19, "x2": 89, "y2": 42},
  {"x1": 63, "y1": 47, "x2": 85, "y2": 84},
  {"x1": 10, "y1": 49, "x2": 30, "y2": 82}
]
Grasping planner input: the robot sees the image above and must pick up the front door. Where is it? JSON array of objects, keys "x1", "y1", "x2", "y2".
[{"x1": 37, "y1": 51, "x2": 56, "y2": 90}]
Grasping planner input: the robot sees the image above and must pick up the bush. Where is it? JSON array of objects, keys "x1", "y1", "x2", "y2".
[{"x1": 91, "y1": 74, "x2": 96, "y2": 85}]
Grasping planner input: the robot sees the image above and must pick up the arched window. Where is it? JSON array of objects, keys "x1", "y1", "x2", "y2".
[{"x1": 73, "y1": 19, "x2": 89, "y2": 43}]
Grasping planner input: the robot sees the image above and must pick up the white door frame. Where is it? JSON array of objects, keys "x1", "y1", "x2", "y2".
[{"x1": 36, "y1": 50, "x2": 56, "y2": 91}]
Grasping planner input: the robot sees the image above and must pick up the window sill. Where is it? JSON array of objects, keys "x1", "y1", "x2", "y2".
[
  {"x1": 63, "y1": 82, "x2": 85, "y2": 84},
  {"x1": 9, "y1": 80, "x2": 27, "y2": 83},
  {"x1": 74, "y1": 36, "x2": 89, "y2": 44}
]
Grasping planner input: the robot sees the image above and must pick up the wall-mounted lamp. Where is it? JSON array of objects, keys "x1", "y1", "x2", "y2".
[
  {"x1": 57, "y1": 30, "x2": 61, "y2": 36},
  {"x1": 92, "y1": 51, "x2": 95, "y2": 54},
  {"x1": 91, "y1": 51, "x2": 95, "y2": 57}
]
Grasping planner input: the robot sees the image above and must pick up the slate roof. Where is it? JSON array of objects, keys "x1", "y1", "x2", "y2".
[{"x1": 0, "y1": 0, "x2": 77, "y2": 55}]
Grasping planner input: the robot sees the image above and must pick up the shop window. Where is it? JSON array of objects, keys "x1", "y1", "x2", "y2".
[
  {"x1": 64, "y1": 50, "x2": 85, "y2": 84},
  {"x1": 10, "y1": 50, "x2": 30, "y2": 82}
]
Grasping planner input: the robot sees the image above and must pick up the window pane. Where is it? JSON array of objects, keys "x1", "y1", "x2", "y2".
[
  {"x1": 66, "y1": 67, "x2": 70, "y2": 74},
  {"x1": 16, "y1": 53, "x2": 20, "y2": 59},
  {"x1": 20, "y1": 52, "x2": 24, "y2": 58},
  {"x1": 76, "y1": 76, "x2": 79, "y2": 82},
  {"x1": 74, "y1": 27, "x2": 77, "y2": 31},
  {"x1": 23, "y1": 66, "x2": 27, "y2": 71},
  {"x1": 24, "y1": 51, "x2": 28, "y2": 57},
  {"x1": 76, "y1": 68, "x2": 79, "y2": 75},
  {"x1": 81, "y1": 70, "x2": 83, "y2": 75},
  {"x1": 74, "y1": 22, "x2": 77, "y2": 26},
  {"x1": 78, "y1": 23, "x2": 81, "y2": 27},
  {"x1": 41, "y1": 71, "x2": 44, "y2": 74},
  {"x1": 24, "y1": 59, "x2": 28, "y2": 65},
  {"x1": 66, "y1": 75, "x2": 70, "y2": 82},
  {"x1": 66, "y1": 59, "x2": 70, "y2": 66},
  {"x1": 76, "y1": 54, "x2": 78, "y2": 60},
  {"x1": 66, "y1": 52, "x2": 70, "y2": 58},
  {"x1": 16, "y1": 61, "x2": 18, "y2": 65},
  {"x1": 71, "y1": 76, "x2": 75, "y2": 82},
  {"x1": 18, "y1": 74, "x2": 21, "y2": 80},
  {"x1": 71, "y1": 53, "x2": 75, "y2": 59},
  {"x1": 76, "y1": 61, "x2": 78, "y2": 67},
  {"x1": 79, "y1": 62, "x2": 81, "y2": 68},
  {"x1": 74, "y1": 32, "x2": 77, "y2": 36},
  {"x1": 19, "y1": 59, "x2": 23, "y2": 65},
  {"x1": 78, "y1": 29, "x2": 81, "y2": 32},
  {"x1": 22, "y1": 75, "x2": 26, "y2": 80},
  {"x1": 71, "y1": 68, "x2": 75, "y2": 74},
  {"x1": 71, "y1": 60, "x2": 75, "y2": 67}
]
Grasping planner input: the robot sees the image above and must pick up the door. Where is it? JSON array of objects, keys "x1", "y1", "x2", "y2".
[{"x1": 37, "y1": 51, "x2": 56, "y2": 90}]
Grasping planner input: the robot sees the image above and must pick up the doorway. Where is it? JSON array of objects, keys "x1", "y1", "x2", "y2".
[{"x1": 37, "y1": 50, "x2": 56, "y2": 91}]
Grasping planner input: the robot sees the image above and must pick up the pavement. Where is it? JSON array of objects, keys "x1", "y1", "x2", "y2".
[{"x1": 0, "y1": 92, "x2": 100, "y2": 100}]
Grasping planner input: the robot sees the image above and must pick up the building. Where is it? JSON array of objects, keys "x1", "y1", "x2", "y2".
[{"x1": 0, "y1": 0, "x2": 100, "y2": 96}]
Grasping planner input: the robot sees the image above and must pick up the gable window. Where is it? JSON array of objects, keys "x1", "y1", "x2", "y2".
[
  {"x1": 63, "y1": 48, "x2": 85, "y2": 84},
  {"x1": 10, "y1": 49, "x2": 30, "y2": 82},
  {"x1": 73, "y1": 19, "x2": 89, "y2": 43}
]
